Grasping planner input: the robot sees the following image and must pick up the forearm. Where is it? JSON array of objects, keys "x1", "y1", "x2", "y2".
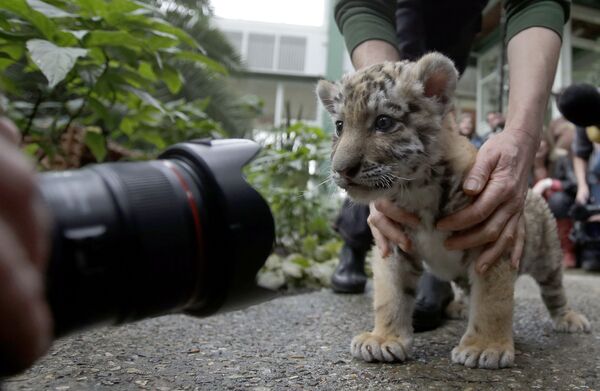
[
  {"x1": 351, "y1": 40, "x2": 400, "y2": 70},
  {"x1": 505, "y1": 27, "x2": 561, "y2": 144},
  {"x1": 335, "y1": 0, "x2": 397, "y2": 60},
  {"x1": 573, "y1": 156, "x2": 589, "y2": 188}
]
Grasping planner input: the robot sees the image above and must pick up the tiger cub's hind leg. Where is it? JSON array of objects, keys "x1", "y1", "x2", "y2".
[
  {"x1": 351, "y1": 248, "x2": 422, "y2": 363},
  {"x1": 533, "y1": 263, "x2": 591, "y2": 333}
]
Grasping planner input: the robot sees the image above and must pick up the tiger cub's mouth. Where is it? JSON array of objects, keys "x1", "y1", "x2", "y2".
[{"x1": 334, "y1": 174, "x2": 398, "y2": 202}]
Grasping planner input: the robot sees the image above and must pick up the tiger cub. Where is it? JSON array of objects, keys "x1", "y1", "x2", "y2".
[{"x1": 317, "y1": 52, "x2": 590, "y2": 369}]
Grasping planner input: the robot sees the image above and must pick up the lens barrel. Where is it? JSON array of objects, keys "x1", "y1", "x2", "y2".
[{"x1": 40, "y1": 139, "x2": 274, "y2": 336}]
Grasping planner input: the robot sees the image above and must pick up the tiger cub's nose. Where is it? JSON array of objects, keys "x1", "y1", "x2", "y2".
[{"x1": 335, "y1": 162, "x2": 362, "y2": 179}]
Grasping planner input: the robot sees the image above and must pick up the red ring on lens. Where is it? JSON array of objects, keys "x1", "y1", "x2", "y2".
[{"x1": 162, "y1": 161, "x2": 203, "y2": 256}]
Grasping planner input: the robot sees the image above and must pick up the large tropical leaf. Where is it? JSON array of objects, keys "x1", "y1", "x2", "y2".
[{"x1": 26, "y1": 39, "x2": 88, "y2": 88}]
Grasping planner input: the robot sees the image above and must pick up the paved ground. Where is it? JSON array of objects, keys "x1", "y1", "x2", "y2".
[{"x1": 4, "y1": 272, "x2": 600, "y2": 391}]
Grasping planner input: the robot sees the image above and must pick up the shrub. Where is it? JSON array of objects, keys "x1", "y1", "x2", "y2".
[{"x1": 246, "y1": 123, "x2": 344, "y2": 289}]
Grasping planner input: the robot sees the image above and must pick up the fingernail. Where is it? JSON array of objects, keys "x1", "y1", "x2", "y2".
[
  {"x1": 464, "y1": 178, "x2": 480, "y2": 192},
  {"x1": 479, "y1": 263, "x2": 489, "y2": 274}
]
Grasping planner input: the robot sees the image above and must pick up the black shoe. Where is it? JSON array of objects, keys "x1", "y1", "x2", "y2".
[
  {"x1": 412, "y1": 272, "x2": 453, "y2": 332},
  {"x1": 581, "y1": 250, "x2": 600, "y2": 272},
  {"x1": 331, "y1": 244, "x2": 367, "y2": 294}
]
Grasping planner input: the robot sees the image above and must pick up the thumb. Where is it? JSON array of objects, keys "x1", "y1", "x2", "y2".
[{"x1": 463, "y1": 150, "x2": 498, "y2": 196}]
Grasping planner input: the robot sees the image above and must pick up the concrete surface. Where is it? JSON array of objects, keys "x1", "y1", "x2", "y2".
[{"x1": 4, "y1": 272, "x2": 600, "y2": 391}]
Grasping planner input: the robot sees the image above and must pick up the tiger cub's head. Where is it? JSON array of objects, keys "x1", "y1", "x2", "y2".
[{"x1": 317, "y1": 52, "x2": 458, "y2": 202}]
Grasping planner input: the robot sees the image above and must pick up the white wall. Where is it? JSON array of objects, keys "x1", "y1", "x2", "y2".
[{"x1": 213, "y1": 17, "x2": 329, "y2": 77}]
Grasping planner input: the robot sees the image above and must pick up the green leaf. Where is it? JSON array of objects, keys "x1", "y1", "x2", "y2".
[
  {"x1": 0, "y1": 59, "x2": 11, "y2": 71},
  {"x1": 138, "y1": 62, "x2": 157, "y2": 82},
  {"x1": 0, "y1": 12, "x2": 9, "y2": 30},
  {"x1": 0, "y1": 29, "x2": 37, "y2": 41},
  {"x1": 161, "y1": 65, "x2": 182, "y2": 94},
  {"x1": 26, "y1": 39, "x2": 88, "y2": 89},
  {"x1": 22, "y1": 143, "x2": 40, "y2": 158},
  {"x1": 85, "y1": 31, "x2": 142, "y2": 53},
  {"x1": 84, "y1": 129, "x2": 106, "y2": 162},
  {"x1": 0, "y1": 44, "x2": 25, "y2": 61},
  {"x1": 139, "y1": 131, "x2": 166, "y2": 149},
  {"x1": 106, "y1": 0, "x2": 143, "y2": 14},
  {"x1": 27, "y1": 0, "x2": 75, "y2": 18},
  {"x1": 73, "y1": 0, "x2": 108, "y2": 17},
  {"x1": 175, "y1": 51, "x2": 228, "y2": 75},
  {"x1": 120, "y1": 117, "x2": 136, "y2": 135},
  {"x1": 144, "y1": 30, "x2": 180, "y2": 50},
  {"x1": 148, "y1": 17, "x2": 196, "y2": 47},
  {"x1": 124, "y1": 86, "x2": 165, "y2": 114},
  {"x1": 3, "y1": 0, "x2": 58, "y2": 39},
  {"x1": 66, "y1": 30, "x2": 89, "y2": 40}
]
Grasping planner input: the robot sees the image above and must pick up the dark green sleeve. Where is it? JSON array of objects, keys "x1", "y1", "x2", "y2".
[
  {"x1": 505, "y1": 0, "x2": 570, "y2": 43},
  {"x1": 334, "y1": 0, "x2": 396, "y2": 57}
]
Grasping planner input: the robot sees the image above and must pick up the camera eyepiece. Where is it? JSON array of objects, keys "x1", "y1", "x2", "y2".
[{"x1": 40, "y1": 139, "x2": 275, "y2": 336}]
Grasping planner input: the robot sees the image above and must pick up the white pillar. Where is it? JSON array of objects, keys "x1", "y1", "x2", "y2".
[
  {"x1": 552, "y1": 20, "x2": 572, "y2": 119},
  {"x1": 274, "y1": 81, "x2": 284, "y2": 127}
]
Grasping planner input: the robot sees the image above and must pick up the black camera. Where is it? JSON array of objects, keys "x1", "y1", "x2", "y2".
[
  {"x1": 569, "y1": 203, "x2": 600, "y2": 271},
  {"x1": 39, "y1": 139, "x2": 275, "y2": 337}
]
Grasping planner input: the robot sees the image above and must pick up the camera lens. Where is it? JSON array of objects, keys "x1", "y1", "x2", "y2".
[{"x1": 40, "y1": 139, "x2": 274, "y2": 336}]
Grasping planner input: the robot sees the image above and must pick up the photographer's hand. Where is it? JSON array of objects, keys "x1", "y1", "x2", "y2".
[{"x1": 0, "y1": 117, "x2": 52, "y2": 375}]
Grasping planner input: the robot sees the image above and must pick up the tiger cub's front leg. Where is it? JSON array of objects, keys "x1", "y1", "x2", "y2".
[
  {"x1": 452, "y1": 259, "x2": 517, "y2": 369},
  {"x1": 351, "y1": 248, "x2": 422, "y2": 362}
]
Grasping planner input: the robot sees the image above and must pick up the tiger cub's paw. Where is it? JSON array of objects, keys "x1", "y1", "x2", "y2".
[
  {"x1": 553, "y1": 310, "x2": 591, "y2": 333},
  {"x1": 350, "y1": 332, "x2": 411, "y2": 363},
  {"x1": 445, "y1": 297, "x2": 469, "y2": 319},
  {"x1": 451, "y1": 337, "x2": 514, "y2": 369}
]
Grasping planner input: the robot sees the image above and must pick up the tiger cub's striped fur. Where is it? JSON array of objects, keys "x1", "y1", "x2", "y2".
[{"x1": 317, "y1": 52, "x2": 590, "y2": 369}]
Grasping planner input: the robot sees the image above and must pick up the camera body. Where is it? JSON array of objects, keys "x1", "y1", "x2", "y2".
[{"x1": 40, "y1": 139, "x2": 275, "y2": 336}]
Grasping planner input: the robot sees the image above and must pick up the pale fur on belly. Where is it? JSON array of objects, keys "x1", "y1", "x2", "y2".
[{"x1": 412, "y1": 229, "x2": 466, "y2": 281}]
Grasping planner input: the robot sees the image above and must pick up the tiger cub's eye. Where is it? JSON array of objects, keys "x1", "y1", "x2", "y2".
[
  {"x1": 374, "y1": 115, "x2": 395, "y2": 132},
  {"x1": 335, "y1": 120, "x2": 343, "y2": 136}
]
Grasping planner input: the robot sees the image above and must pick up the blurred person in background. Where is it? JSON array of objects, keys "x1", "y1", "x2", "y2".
[
  {"x1": 486, "y1": 111, "x2": 505, "y2": 134},
  {"x1": 571, "y1": 123, "x2": 600, "y2": 271},
  {"x1": 531, "y1": 117, "x2": 577, "y2": 267},
  {"x1": 458, "y1": 112, "x2": 485, "y2": 149}
]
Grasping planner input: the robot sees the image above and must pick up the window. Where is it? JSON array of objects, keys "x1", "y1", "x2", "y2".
[
  {"x1": 278, "y1": 36, "x2": 306, "y2": 72},
  {"x1": 247, "y1": 33, "x2": 275, "y2": 70}
]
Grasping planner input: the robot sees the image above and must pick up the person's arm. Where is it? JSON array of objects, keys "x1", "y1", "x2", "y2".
[
  {"x1": 573, "y1": 155, "x2": 590, "y2": 204},
  {"x1": 0, "y1": 117, "x2": 52, "y2": 375},
  {"x1": 351, "y1": 40, "x2": 400, "y2": 70},
  {"x1": 335, "y1": 0, "x2": 397, "y2": 62},
  {"x1": 572, "y1": 125, "x2": 593, "y2": 204},
  {"x1": 436, "y1": 25, "x2": 562, "y2": 273}
]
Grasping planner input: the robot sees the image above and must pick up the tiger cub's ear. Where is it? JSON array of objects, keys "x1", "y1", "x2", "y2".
[
  {"x1": 316, "y1": 80, "x2": 340, "y2": 115},
  {"x1": 413, "y1": 52, "x2": 458, "y2": 111}
]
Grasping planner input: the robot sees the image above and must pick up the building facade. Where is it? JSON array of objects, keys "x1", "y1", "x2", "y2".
[{"x1": 215, "y1": 0, "x2": 600, "y2": 134}]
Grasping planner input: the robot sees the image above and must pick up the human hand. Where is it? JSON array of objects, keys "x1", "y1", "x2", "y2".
[
  {"x1": 0, "y1": 117, "x2": 52, "y2": 375},
  {"x1": 575, "y1": 183, "x2": 590, "y2": 205},
  {"x1": 436, "y1": 129, "x2": 535, "y2": 274},
  {"x1": 367, "y1": 200, "x2": 419, "y2": 258}
]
